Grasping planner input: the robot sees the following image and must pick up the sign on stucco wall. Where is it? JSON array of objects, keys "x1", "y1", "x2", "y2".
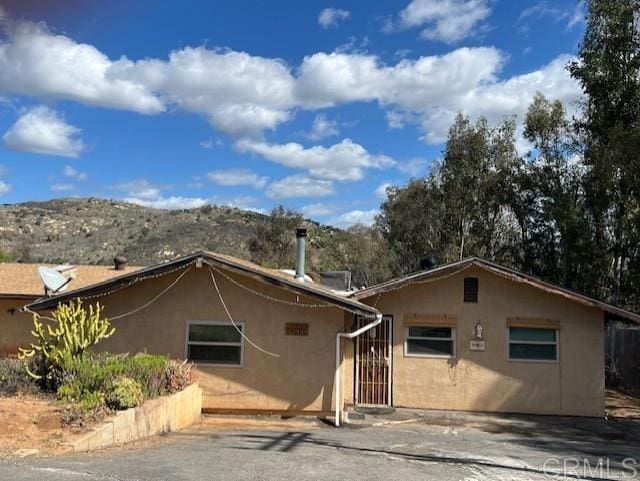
[{"x1": 285, "y1": 323, "x2": 309, "y2": 336}]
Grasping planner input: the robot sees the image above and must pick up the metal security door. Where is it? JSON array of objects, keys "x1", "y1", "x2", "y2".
[{"x1": 355, "y1": 315, "x2": 392, "y2": 406}]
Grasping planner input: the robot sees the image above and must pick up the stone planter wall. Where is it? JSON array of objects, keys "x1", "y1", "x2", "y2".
[{"x1": 69, "y1": 383, "x2": 202, "y2": 452}]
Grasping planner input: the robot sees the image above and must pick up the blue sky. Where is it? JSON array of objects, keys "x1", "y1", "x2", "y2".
[{"x1": 0, "y1": 0, "x2": 584, "y2": 226}]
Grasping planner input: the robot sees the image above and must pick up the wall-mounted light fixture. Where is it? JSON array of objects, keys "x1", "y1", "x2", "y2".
[{"x1": 474, "y1": 322, "x2": 484, "y2": 340}]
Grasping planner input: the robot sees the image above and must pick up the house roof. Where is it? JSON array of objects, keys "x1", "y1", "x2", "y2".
[
  {"x1": 350, "y1": 257, "x2": 640, "y2": 324},
  {"x1": 0, "y1": 263, "x2": 142, "y2": 299},
  {"x1": 23, "y1": 251, "x2": 380, "y2": 318}
]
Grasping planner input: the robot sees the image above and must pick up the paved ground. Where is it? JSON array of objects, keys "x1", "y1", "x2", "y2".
[{"x1": 1, "y1": 411, "x2": 640, "y2": 481}]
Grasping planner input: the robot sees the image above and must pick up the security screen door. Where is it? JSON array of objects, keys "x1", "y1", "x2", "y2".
[{"x1": 355, "y1": 315, "x2": 392, "y2": 406}]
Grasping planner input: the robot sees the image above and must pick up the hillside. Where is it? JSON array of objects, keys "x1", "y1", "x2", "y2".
[{"x1": 0, "y1": 198, "x2": 313, "y2": 266}]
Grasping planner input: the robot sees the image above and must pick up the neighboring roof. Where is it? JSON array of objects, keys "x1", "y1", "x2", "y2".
[
  {"x1": 24, "y1": 252, "x2": 380, "y2": 318},
  {"x1": 350, "y1": 257, "x2": 640, "y2": 324},
  {"x1": 0, "y1": 263, "x2": 142, "y2": 299}
]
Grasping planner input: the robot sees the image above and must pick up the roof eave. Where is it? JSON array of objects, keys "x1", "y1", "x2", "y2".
[
  {"x1": 351, "y1": 257, "x2": 640, "y2": 325},
  {"x1": 202, "y1": 252, "x2": 378, "y2": 317},
  {"x1": 23, "y1": 253, "x2": 198, "y2": 312},
  {"x1": 24, "y1": 251, "x2": 379, "y2": 318},
  {"x1": 0, "y1": 293, "x2": 40, "y2": 300}
]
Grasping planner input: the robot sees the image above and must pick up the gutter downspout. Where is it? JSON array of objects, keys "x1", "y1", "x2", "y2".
[{"x1": 334, "y1": 313, "x2": 382, "y2": 427}]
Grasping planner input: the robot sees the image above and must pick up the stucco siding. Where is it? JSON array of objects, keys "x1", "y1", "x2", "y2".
[
  {"x1": 0, "y1": 299, "x2": 36, "y2": 356},
  {"x1": 357, "y1": 266, "x2": 605, "y2": 417},
  {"x1": 72, "y1": 267, "x2": 344, "y2": 412}
]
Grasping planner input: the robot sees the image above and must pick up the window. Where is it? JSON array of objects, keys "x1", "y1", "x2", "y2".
[
  {"x1": 508, "y1": 327, "x2": 558, "y2": 362},
  {"x1": 405, "y1": 326, "x2": 455, "y2": 358},
  {"x1": 464, "y1": 277, "x2": 478, "y2": 303},
  {"x1": 186, "y1": 322, "x2": 244, "y2": 366}
]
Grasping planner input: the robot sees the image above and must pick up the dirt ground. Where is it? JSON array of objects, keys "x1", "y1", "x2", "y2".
[
  {"x1": 606, "y1": 388, "x2": 640, "y2": 418},
  {"x1": 0, "y1": 389, "x2": 637, "y2": 460},
  {"x1": 0, "y1": 395, "x2": 86, "y2": 457}
]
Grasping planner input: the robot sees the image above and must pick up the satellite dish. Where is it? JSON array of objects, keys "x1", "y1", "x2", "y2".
[{"x1": 38, "y1": 266, "x2": 73, "y2": 295}]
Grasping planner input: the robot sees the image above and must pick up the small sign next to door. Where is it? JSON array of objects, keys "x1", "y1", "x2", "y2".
[{"x1": 285, "y1": 323, "x2": 309, "y2": 336}]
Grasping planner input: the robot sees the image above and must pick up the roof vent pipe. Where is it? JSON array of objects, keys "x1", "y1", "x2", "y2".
[{"x1": 295, "y1": 228, "x2": 307, "y2": 281}]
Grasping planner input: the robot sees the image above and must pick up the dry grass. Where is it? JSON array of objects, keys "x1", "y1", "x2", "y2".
[{"x1": 606, "y1": 388, "x2": 640, "y2": 419}]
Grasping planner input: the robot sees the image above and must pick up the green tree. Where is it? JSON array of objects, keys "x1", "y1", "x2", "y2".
[
  {"x1": 377, "y1": 177, "x2": 446, "y2": 275},
  {"x1": 316, "y1": 226, "x2": 393, "y2": 288},
  {"x1": 517, "y1": 94, "x2": 592, "y2": 291},
  {"x1": 249, "y1": 206, "x2": 303, "y2": 268},
  {"x1": 439, "y1": 114, "x2": 519, "y2": 262},
  {"x1": 569, "y1": 0, "x2": 640, "y2": 306}
]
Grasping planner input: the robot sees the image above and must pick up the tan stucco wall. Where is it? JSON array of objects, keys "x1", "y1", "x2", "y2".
[
  {"x1": 2, "y1": 263, "x2": 606, "y2": 417},
  {"x1": 0, "y1": 299, "x2": 36, "y2": 356},
  {"x1": 355, "y1": 266, "x2": 605, "y2": 417},
  {"x1": 54, "y1": 267, "x2": 346, "y2": 413}
]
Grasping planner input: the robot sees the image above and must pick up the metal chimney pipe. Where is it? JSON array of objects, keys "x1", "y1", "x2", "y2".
[
  {"x1": 114, "y1": 256, "x2": 128, "y2": 271},
  {"x1": 295, "y1": 228, "x2": 307, "y2": 281}
]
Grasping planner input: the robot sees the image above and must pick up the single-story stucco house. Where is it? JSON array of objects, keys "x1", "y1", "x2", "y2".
[{"x1": 4, "y1": 232, "x2": 640, "y2": 424}]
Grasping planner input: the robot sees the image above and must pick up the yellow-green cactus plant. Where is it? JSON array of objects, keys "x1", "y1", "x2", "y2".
[{"x1": 18, "y1": 300, "x2": 115, "y2": 380}]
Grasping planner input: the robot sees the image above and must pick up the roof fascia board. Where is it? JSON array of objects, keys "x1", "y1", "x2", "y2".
[
  {"x1": 202, "y1": 254, "x2": 378, "y2": 317},
  {"x1": 25, "y1": 251, "x2": 379, "y2": 318},
  {"x1": 353, "y1": 257, "x2": 640, "y2": 324}
]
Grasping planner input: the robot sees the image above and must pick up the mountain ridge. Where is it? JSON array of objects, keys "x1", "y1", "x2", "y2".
[{"x1": 0, "y1": 198, "x2": 318, "y2": 266}]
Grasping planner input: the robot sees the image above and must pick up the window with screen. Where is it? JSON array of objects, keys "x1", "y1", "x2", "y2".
[
  {"x1": 464, "y1": 277, "x2": 478, "y2": 303},
  {"x1": 508, "y1": 327, "x2": 558, "y2": 361},
  {"x1": 186, "y1": 322, "x2": 243, "y2": 365},
  {"x1": 405, "y1": 326, "x2": 455, "y2": 358}
]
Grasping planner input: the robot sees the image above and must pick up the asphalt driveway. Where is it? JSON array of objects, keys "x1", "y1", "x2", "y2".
[{"x1": 1, "y1": 411, "x2": 639, "y2": 481}]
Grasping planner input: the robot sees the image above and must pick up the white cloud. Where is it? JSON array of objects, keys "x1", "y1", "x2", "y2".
[
  {"x1": 50, "y1": 183, "x2": 74, "y2": 192},
  {"x1": 391, "y1": 0, "x2": 491, "y2": 43},
  {"x1": 422, "y1": 54, "x2": 579, "y2": 142},
  {"x1": 124, "y1": 47, "x2": 295, "y2": 138},
  {"x1": 397, "y1": 157, "x2": 429, "y2": 176},
  {"x1": 293, "y1": 46, "x2": 578, "y2": 145},
  {"x1": 210, "y1": 194, "x2": 263, "y2": 212},
  {"x1": 318, "y1": 8, "x2": 350, "y2": 29},
  {"x1": 2, "y1": 106, "x2": 85, "y2": 158},
  {"x1": 330, "y1": 209, "x2": 378, "y2": 228},
  {"x1": 207, "y1": 168, "x2": 269, "y2": 189},
  {"x1": 0, "y1": 16, "x2": 581, "y2": 149},
  {"x1": 518, "y1": 2, "x2": 585, "y2": 33},
  {"x1": 0, "y1": 180, "x2": 11, "y2": 196},
  {"x1": 266, "y1": 175, "x2": 335, "y2": 199},
  {"x1": 63, "y1": 165, "x2": 87, "y2": 181},
  {"x1": 566, "y1": 4, "x2": 586, "y2": 30},
  {"x1": 295, "y1": 48, "x2": 504, "y2": 109},
  {"x1": 375, "y1": 183, "x2": 392, "y2": 201},
  {"x1": 237, "y1": 138, "x2": 395, "y2": 182},
  {"x1": 304, "y1": 114, "x2": 339, "y2": 140},
  {"x1": 0, "y1": 22, "x2": 162, "y2": 114},
  {"x1": 386, "y1": 111, "x2": 407, "y2": 129},
  {"x1": 301, "y1": 202, "x2": 334, "y2": 217},
  {"x1": 200, "y1": 138, "x2": 223, "y2": 149},
  {"x1": 115, "y1": 178, "x2": 208, "y2": 209},
  {"x1": 115, "y1": 179, "x2": 161, "y2": 200},
  {"x1": 126, "y1": 196, "x2": 208, "y2": 210}
]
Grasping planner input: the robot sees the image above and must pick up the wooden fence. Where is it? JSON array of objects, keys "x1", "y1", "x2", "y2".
[{"x1": 606, "y1": 322, "x2": 640, "y2": 392}]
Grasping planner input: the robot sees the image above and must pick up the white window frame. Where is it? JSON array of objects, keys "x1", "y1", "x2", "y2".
[
  {"x1": 507, "y1": 326, "x2": 560, "y2": 364},
  {"x1": 404, "y1": 326, "x2": 456, "y2": 359},
  {"x1": 185, "y1": 320, "x2": 244, "y2": 367}
]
